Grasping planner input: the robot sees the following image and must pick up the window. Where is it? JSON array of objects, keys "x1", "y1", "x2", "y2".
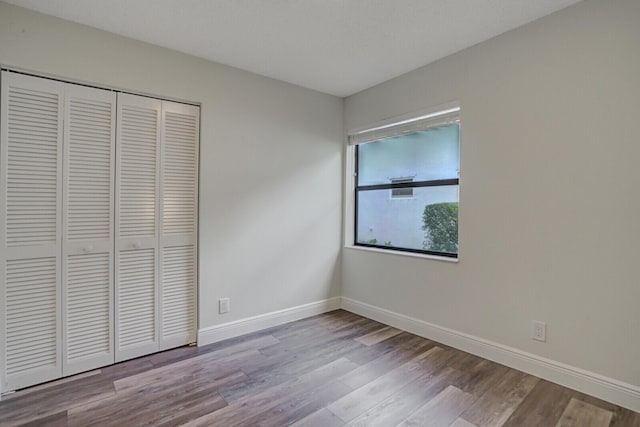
[{"x1": 350, "y1": 107, "x2": 460, "y2": 258}]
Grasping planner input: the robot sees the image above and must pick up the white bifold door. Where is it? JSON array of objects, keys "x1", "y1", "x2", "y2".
[
  {"x1": 158, "y1": 101, "x2": 199, "y2": 351},
  {"x1": 62, "y1": 84, "x2": 116, "y2": 376},
  {"x1": 115, "y1": 93, "x2": 198, "y2": 362},
  {"x1": 1, "y1": 72, "x2": 198, "y2": 393},
  {"x1": 0, "y1": 72, "x2": 117, "y2": 391},
  {"x1": 115, "y1": 94, "x2": 162, "y2": 362},
  {"x1": 0, "y1": 73, "x2": 65, "y2": 391}
]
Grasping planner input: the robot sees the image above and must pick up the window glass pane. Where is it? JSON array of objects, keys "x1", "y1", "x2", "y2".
[
  {"x1": 356, "y1": 185, "x2": 458, "y2": 254},
  {"x1": 357, "y1": 124, "x2": 459, "y2": 186}
]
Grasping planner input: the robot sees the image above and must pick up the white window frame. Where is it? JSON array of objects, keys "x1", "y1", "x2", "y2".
[{"x1": 343, "y1": 103, "x2": 461, "y2": 262}]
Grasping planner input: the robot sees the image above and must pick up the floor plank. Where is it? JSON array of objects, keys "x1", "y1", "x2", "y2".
[
  {"x1": 0, "y1": 376, "x2": 115, "y2": 426},
  {"x1": 220, "y1": 337, "x2": 363, "y2": 403},
  {"x1": 452, "y1": 358, "x2": 511, "y2": 397},
  {"x1": 456, "y1": 366, "x2": 539, "y2": 427},
  {"x1": 68, "y1": 371, "x2": 241, "y2": 426},
  {"x1": 16, "y1": 411, "x2": 68, "y2": 427},
  {"x1": 341, "y1": 335, "x2": 435, "y2": 389},
  {"x1": 184, "y1": 358, "x2": 359, "y2": 427},
  {"x1": 114, "y1": 348, "x2": 263, "y2": 393},
  {"x1": 611, "y1": 408, "x2": 640, "y2": 427},
  {"x1": 450, "y1": 418, "x2": 479, "y2": 427},
  {"x1": 397, "y1": 385, "x2": 476, "y2": 427},
  {"x1": 327, "y1": 346, "x2": 447, "y2": 422},
  {"x1": 5, "y1": 370, "x2": 101, "y2": 400},
  {"x1": 291, "y1": 408, "x2": 346, "y2": 427},
  {"x1": 344, "y1": 367, "x2": 459, "y2": 427},
  {"x1": 556, "y1": 398, "x2": 614, "y2": 427},
  {"x1": 345, "y1": 331, "x2": 431, "y2": 365},
  {"x1": 241, "y1": 379, "x2": 353, "y2": 427},
  {"x1": 355, "y1": 326, "x2": 403, "y2": 346},
  {"x1": 291, "y1": 408, "x2": 344, "y2": 427},
  {"x1": 501, "y1": 379, "x2": 575, "y2": 427}
]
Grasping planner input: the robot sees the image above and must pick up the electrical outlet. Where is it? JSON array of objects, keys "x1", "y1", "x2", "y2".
[
  {"x1": 531, "y1": 320, "x2": 546, "y2": 342},
  {"x1": 219, "y1": 298, "x2": 230, "y2": 314}
]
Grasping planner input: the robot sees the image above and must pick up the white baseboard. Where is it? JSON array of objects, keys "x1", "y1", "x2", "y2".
[
  {"x1": 198, "y1": 297, "x2": 341, "y2": 346},
  {"x1": 196, "y1": 295, "x2": 640, "y2": 412},
  {"x1": 340, "y1": 296, "x2": 640, "y2": 413}
]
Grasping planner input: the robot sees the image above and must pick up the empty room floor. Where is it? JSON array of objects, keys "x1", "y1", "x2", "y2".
[{"x1": 0, "y1": 310, "x2": 638, "y2": 426}]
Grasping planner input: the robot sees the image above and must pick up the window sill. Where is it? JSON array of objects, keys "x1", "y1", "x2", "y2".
[{"x1": 343, "y1": 245, "x2": 459, "y2": 263}]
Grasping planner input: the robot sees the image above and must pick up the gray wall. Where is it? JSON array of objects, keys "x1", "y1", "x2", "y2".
[
  {"x1": 344, "y1": 0, "x2": 640, "y2": 387},
  {"x1": 0, "y1": 2, "x2": 344, "y2": 330}
]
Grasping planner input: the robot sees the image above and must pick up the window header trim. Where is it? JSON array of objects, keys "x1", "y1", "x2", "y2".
[{"x1": 348, "y1": 106, "x2": 460, "y2": 146}]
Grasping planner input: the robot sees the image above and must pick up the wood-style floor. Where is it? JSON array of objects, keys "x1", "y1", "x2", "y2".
[{"x1": 1, "y1": 310, "x2": 638, "y2": 427}]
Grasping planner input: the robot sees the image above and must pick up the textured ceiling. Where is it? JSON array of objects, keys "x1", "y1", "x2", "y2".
[{"x1": 4, "y1": 0, "x2": 581, "y2": 97}]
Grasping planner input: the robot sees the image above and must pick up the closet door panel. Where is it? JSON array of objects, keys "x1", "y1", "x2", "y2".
[
  {"x1": 0, "y1": 72, "x2": 64, "y2": 392},
  {"x1": 118, "y1": 248, "x2": 156, "y2": 348},
  {"x1": 115, "y1": 93, "x2": 161, "y2": 362},
  {"x1": 160, "y1": 243, "x2": 196, "y2": 348},
  {"x1": 159, "y1": 102, "x2": 199, "y2": 350},
  {"x1": 161, "y1": 106, "x2": 198, "y2": 237},
  {"x1": 62, "y1": 85, "x2": 116, "y2": 376}
]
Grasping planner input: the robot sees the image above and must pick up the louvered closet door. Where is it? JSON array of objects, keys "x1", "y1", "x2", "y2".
[
  {"x1": 158, "y1": 101, "x2": 199, "y2": 350},
  {"x1": 115, "y1": 93, "x2": 161, "y2": 362},
  {"x1": 0, "y1": 72, "x2": 64, "y2": 392},
  {"x1": 62, "y1": 85, "x2": 116, "y2": 376}
]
